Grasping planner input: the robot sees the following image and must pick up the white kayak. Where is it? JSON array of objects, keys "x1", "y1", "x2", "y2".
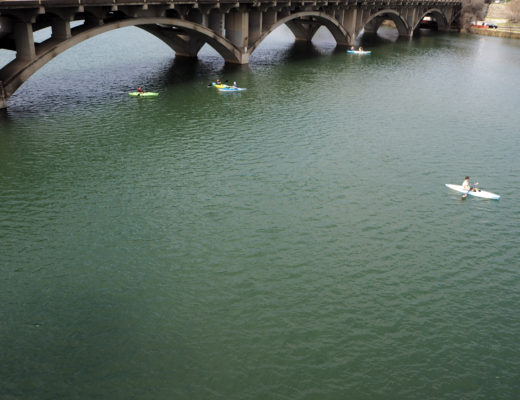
[
  {"x1": 347, "y1": 50, "x2": 371, "y2": 55},
  {"x1": 445, "y1": 184, "x2": 500, "y2": 200}
]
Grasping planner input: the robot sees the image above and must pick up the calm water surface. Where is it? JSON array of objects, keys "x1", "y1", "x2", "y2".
[{"x1": 1, "y1": 27, "x2": 520, "y2": 399}]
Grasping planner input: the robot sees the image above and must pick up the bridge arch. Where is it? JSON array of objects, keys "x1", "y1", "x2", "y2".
[
  {"x1": 247, "y1": 11, "x2": 350, "y2": 56},
  {"x1": 362, "y1": 9, "x2": 410, "y2": 37},
  {"x1": 413, "y1": 9, "x2": 450, "y2": 31},
  {"x1": 0, "y1": 17, "x2": 243, "y2": 103},
  {"x1": 0, "y1": 0, "x2": 463, "y2": 108}
]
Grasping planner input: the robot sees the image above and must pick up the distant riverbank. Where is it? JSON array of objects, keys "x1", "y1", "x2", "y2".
[
  {"x1": 470, "y1": 26, "x2": 520, "y2": 39},
  {"x1": 473, "y1": 3, "x2": 520, "y2": 38}
]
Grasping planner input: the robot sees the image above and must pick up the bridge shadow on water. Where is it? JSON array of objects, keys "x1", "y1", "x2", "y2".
[
  {"x1": 283, "y1": 41, "x2": 336, "y2": 61},
  {"x1": 143, "y1": 40, "x2": 332, "y2": 88},
  {"x1": 361, "y1": 27, "x2": 455, "y2": 49},
  {"x1": 147, "y1": 55, "x2": 250, "y2": 88},
  {"x1": 116, "y1": 27, "x2": 452, "y2": 91},
  {"x1": 0, "y1": 108, "x2": 10, "y2": 121}
]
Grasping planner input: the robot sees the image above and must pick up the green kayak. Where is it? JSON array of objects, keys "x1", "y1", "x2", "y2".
[{"x1": 129, "y1": 92, "x2": 158, "y2": 97}]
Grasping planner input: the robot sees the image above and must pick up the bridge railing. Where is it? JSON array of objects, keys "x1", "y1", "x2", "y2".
[{"x1": 0, "y1": 0, "x2": 460, "y2": 6}]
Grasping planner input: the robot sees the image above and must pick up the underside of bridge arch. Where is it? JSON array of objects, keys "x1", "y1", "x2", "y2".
[
  {"x1": 452, "y1": 10, "x2": 462, "y2": 29},
  {"x1": 0, "y1": 17, "x2": 244, "y2": 106},
  {"x1": 248, "y1": 11, "x2": 350, "y2": 56},
  {"x1": 413, "y1": 9, "x2": 450, "y2": 32},
  {"x1": 0, "y1": 2, "x2": 462, "y2": 108},
  {"x1": 363, "y1": 10, "x2": 410, "y2": 37}
]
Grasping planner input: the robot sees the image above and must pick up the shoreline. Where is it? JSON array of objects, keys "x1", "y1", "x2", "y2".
[
  {"x1": 470, "y1": 27, "x2": 520, "y2": 39},
  {"x1": 473, "y1": 3, "x2": 520, "y2": 39}
]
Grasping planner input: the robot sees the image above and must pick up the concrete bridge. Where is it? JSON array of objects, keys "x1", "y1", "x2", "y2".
[{"x1": 0, "y1": 0, "x2": 461, "y2": 108}]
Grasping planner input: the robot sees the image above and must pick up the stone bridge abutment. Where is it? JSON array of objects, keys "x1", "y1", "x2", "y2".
[{"x1": 0, "y1": 0, "x2": 461, "y2": 108}]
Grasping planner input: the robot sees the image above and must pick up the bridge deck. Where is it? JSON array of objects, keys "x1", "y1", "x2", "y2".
[
  {"x1": 0, "y1": 0, "x2": 461, "y2": 108},
  {"x1": 0, "y1": 0, "x2": 460, "y2": 7}
]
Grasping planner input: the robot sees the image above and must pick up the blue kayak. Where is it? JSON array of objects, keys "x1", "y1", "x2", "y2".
[
  {"x1": 218, "y1": 87, "x2": 246, "y2": 92},
  {"x1": 347, "y1": 50, "x2": 371, "y2": 55}
]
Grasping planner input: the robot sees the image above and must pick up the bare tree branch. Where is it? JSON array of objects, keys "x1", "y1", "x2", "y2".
[
  {"x1": 509, "y1": 0, "x2": 520, "y2": 23},
  {"x1": 460, "y1": 0, "x2": 486, "y2": 31}
]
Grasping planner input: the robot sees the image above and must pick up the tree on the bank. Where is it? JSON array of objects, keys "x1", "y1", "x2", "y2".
[
  {"x1": 509, "y1": 0, "x2": 520, "y2": 23},
  {"x1": 460, "y1": 0, "x2": 486, "y2": 31}
]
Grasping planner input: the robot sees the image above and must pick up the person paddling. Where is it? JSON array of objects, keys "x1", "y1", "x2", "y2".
[
  {"x1": 137, "y1": 86, "x2": 144, "y2": 93},
  {"x1": 461, "y1": 176, "x2": 478, "y2": 198}
]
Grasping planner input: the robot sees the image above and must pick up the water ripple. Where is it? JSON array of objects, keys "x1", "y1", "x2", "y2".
[{"x1": 2, "y1": 27, "x2": 520, "y2": 400}]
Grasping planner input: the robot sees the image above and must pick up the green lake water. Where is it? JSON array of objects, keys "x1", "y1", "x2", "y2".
[{"x1": 1, "y1": 26, "x2": 520, "y2": 399}]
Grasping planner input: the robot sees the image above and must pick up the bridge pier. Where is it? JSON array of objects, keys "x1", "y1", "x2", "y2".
[
  {"x1": 51, "y1": 18, "x2": 72, "y2": 41},
  {"x1": 363, "y1": 17, "x2": 380, "y2": 34},
  {"x1": 226, "y1": 9, "x2": 249, "y2": 52},
  {"x1": 403, "y1": 8, "x2": 417, "y2": 37},
  {"x1": 14, "y1": 21, "x2": 36, "y2": 61},
  {"x1": 248, "y1": 9, "x2": 263, "y2": 44},
  {"x1": 343, "y1": 9, "x2": 358, "y2": 45},
  {"x1": 0, "y1": 82, "x2": 7, "y2": 110},
  {"x1": 355, "y1": 8, "x2": 366, "y2": 36},
  {"x1": 171, "y1": 34, "x2": 206, "y2": 59},
  {"x1": 0, "y1": 0, "x2": 461, "y2": 108},
  {"x1": 139, "y1": 25, "x2": 201, "y2": 58},
  {"x1": 262, "y1": 9, "x2": 277, "y2": 31},
  {"x1": 286, "y1": 18, "x2": 320, "y2": 42}
]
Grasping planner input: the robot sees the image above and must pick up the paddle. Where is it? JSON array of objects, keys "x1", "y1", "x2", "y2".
[{"x1": 462, "y1": 182, "x2": 478, "y2": 199}]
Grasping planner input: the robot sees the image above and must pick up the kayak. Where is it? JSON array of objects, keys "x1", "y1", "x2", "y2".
[
  {"x1": 129, "y1": 92, "x2": 159, "y2": 97},
  {"x1": 212, "y1": 83, "x2": 229, "y2": 89},
  {"x1": 218, "y1": 87, "x2": 246, "y2": 92},
  {"x1": 445, "y1": 184, "x2": 500, "y2": 200},
  {"x1": 347, "y1": 50, "x2": 371, "y2": 55},
  {"x1": 129, "y1": 92, "x2": 158, "y2": 97}
]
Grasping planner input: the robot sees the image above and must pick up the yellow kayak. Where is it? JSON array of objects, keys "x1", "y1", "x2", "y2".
[{"x1": 212, "y1": 82, "x2": 229, "y2": 89}]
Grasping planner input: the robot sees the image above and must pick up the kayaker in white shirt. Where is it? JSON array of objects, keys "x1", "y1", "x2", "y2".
[
  {"x1": 462, "y1": 176, "x2": 471, "y2": 191},
  {"x1": 462, "y1": 176, "x2": 478, "y2": 198}
]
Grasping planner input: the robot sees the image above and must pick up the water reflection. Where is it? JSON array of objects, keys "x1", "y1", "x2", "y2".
[
  {"x1": 0, "y1": 108, "x2": 10, "y2": 121},
  {"x1": 283, "y1": 40, "x2": 332, "y2": 61}
]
